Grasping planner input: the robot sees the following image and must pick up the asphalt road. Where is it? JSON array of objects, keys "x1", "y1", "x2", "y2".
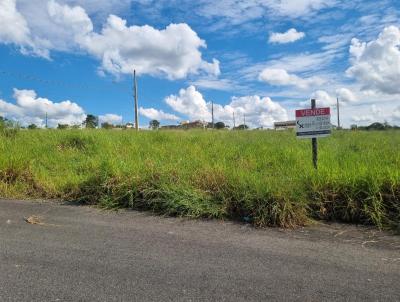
[{"x1": 0, "y1": 199, "x2": 399, "y2": 302}]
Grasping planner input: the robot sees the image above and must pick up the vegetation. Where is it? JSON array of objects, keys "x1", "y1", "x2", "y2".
[
  {"x1": 149, "y1": 120, "x2": 160, "y2": 130},
  {"x1": 0, "y1": 129, "x2": 398, "y2": 230},
  {"x1": 101, "y1": 122, "x2": 114, "y2": 129},
  {"x1": 214, "y1": 122, "x2": 226, "y2": 129},
  {"x1": 352, "y1": 122, "x2": 400, "y2": 131},
  {"x1": 27, "y1": 124, "x2": 38, "y2": 130},
  {"x1": 57, "y1": 124, "x2": 69, "y2": 130},
  {"x1": 84, "y1": 114, "x2": 98, "y2": 128}
]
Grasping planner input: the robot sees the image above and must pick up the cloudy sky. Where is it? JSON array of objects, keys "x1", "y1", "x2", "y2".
[{"x1": 0, "y1": 0, "x2": 399, "y2": 128}]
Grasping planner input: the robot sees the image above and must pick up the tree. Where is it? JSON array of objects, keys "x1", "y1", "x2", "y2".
[
  {"x1": 366, "y1": 122, "x2": 386, "y2": 131},
  {"x1": 84, "y1": 114, "x2": 98, "y2": 129},
  {"x1": 149, "y1": 119, "x2": 160, "y2": 130},
  {"x1": 27, "y1": 124, "x2": 38, "y2": 130},
  {"x1": 101, "y1": 122, "x2": 114, "y2": 129},
  {"x1": 58, "y1": 124, "x2": 69, "y2": 130},
  {"x1": 214, "y1": 122, "x2": 226, "y2": 129}
]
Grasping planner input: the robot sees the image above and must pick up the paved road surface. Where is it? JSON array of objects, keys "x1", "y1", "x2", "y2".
[{"x1": 1, "y1": 199, "x2": 399, "y2": 301}]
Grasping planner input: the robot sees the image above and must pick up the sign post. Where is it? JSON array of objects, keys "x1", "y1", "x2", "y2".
[
  {"x1": 311, "y1": 99, "x2": 318, "y2": 169},
  {"x1": 296, "y1": 100, "x2": 331, "y2": 169}
]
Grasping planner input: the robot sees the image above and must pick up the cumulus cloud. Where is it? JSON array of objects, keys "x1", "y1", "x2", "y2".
[
  {"x1": 0, "y1": 0, "x2": 93, "y2": 57},
  {"x1": 99, "y1": 113, "x2": 122, "y2": 125},
  {"x1": 165, "y1": 86, "x2": 211, "y2": 121},
  {"x1": 0, "y1": 89, "x2": 86, "y2": 127},
  {"x1": 0, "y1": 0, "x2": 31, "y2": 45},
  {"x1": 351, "y1": 115, "x2": 374, "y2": 123},
  {"x1": 346, "y1": 26, "x2": 400, "y2": 95},
  {"x1": 259, "y1": 68, "x2": 324, "y2": 89},
  {"x1": 336, "y1": 88, "x2": 357, "y2": 103},
  {"x1": 139, "y1": 107, "x2": 180, "y2": 121},
  {"x1": 299, "y1": 88, "x2": 358, "y2": 107},
  {"x1": 269, "y1": 28, "x2": 305, "y2": 44},
  {"x1": 165, "y1": 86, "x2": 288, "y2": 127},
  {"x1": 222, "y1": 95, "x2": 289, "y2": 128},
  {"x1": 79, "y1": 15, "x2": 220, "y2": 79},
  {"x1": 0, "y1": 1, "x2": 219, "y2": 79},
  {"x1": 46, "y1": 0, "x2": 93, "y2": 49},
  {"x1": 351, "y1": 103, "x2": 400, "y2": 125},
  {"x1": 393, "y1": 107, "x2": 400, "y2": 121}
]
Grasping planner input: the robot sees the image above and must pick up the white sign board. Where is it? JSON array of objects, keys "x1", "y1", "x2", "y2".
[{"x1": 296, "y1": 107, "x2": 331, "y2": 139}]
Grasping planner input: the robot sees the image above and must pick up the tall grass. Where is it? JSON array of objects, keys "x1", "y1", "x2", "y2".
[{"x1": 0, "y1": 129, "x2": 398, "y2": 229}]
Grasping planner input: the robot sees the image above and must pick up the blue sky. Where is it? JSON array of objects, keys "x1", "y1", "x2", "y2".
[{"x1": 0, "y1": 0, "x2": 399, "y2": 128}]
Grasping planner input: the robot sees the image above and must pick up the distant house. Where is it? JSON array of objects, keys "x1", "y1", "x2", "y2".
[
  {"x1": 125, "y1": 123, "x2": 134, "y2": 129},
  {"x1": 274, "y1": 121, "x2": 296, "y2": 130},
  {"x1": 181, "y1": 120, "x2": 207, "y2": 129}
]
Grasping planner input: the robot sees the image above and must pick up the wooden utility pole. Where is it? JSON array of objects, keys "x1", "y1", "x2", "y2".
[
  {"x1": 337, "y1": 97, "x2": 341, "y2": 129},
  {"x1": 133, "y1": 70, "x2": 139, "y2": 131},
  {"x1": 233, "y1": 112, "x2": 236, "y2": 129},
  {"x1": 244, "y1": 113, "x2": 246, "y2": 129},
  {"x1": 45, "y1": 112, "x2": 48, "y2": 129},
  {"x1": 311, "y1": 99, "x2": 318, "y2": 169}
]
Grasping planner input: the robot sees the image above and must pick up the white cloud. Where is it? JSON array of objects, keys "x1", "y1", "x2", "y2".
[
  {"x1": 139, "y1": 107, "x2": 180, "y2": 121},
  {"x1": 165, "y1": 86, "x2": 288, "y2": 127},
  {"x1": 393, "y1": 107, "x2": 400, "y2": 121},
  {"x1": 336, "y1": 88, "x2": 357, "y2": 103},
  {"x1": 269, "y1": 28, "x2": 305, "y2": 44},
  {"x1": 165, "y1": 86, "x2": 211, "y2": 121},
  {"x1": 224, "y1": 95, "x2": 289, "y2": 128},
  {"x1": 190, "y1": 78, "x2": 237, "y2": 91},
  {"x1": 0, "y1": 1, "x2": 219, "y2": 79},
  {"x1": 259, "y1": 68, "x2": 324, "y2": 89},
  {"x1": 0, "y1": 0, "x2": 31, "y2": 45},
  {"x1": 0, "y1": 89, "x2": 86, "y2": 127},
  {"x1": 310, "y1": 90, "x2": 336, "y2": 107},
  {"x1": 196, "y1": 0, "x2": 336, "y2": 24},
  {"x1": 46, "y1": 0, "x2": 93, "y2": 49},
  {"x1": 79, "y1": 16, "x2": 220, "y2": 79},
  {"x1": 347, "y1": 26, "x2": 400, "y2": 95},
  {"x1": 269, "y1": 0, "x2": 336, "y2": 17},
  {"x1": 298, "y1": 87, "x2": 358, "y2": 107},
  {"x1": 99, "y1": 113, "x2": 122, "y2": 125},
  {"x1": 351, "y1": 115, "x2": 374, "y2": 123},
  {"x1": 0, "y1": 0, "x2": 94, "y2": 57}
]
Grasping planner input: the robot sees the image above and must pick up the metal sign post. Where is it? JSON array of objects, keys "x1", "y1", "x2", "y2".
[
  {"x1": 311, "y1": 99, "x2": 318, "y2": 169},
  {"x1": 296, "y1": 99, "x2": 331, "y2": 169}
]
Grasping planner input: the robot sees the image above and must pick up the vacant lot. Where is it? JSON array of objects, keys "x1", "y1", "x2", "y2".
[{"x1": 0, "y1": 129, "x2": 399, "y2": 229}]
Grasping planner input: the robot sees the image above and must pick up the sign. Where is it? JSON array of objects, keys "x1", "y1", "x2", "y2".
[{"x1": 296, "y1": 107, "x2": 331, "y2": 139}]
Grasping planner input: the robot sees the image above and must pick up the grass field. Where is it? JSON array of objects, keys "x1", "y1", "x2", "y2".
[{"x1": 0, "y1": 129, "x2": 399, "y2": 230}]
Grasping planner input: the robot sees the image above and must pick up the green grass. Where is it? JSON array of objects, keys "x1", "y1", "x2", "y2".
[{"x1": 0, "y1": 129, "x2": 399, "y2": 230}]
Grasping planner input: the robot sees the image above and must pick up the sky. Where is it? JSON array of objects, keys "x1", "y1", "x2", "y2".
[{"x1": 0, "y1": 0, "x2": 399, "y2": 128}]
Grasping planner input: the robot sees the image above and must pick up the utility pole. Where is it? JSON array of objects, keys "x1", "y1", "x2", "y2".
[
  {"x1": 45, "y1": 112, "x2": 48, "y2": 129},
  {"x1": 211, "y1": 101, "x2": 214, "y2": 129},
  {"x1": 133, "y1": 70, "x2": 139, "y2": 131},
  {"x1": 233, "y1": 112, "x2": 236, "y2": 129},
  {"x1": 243, "y1": 113, "x2": 246, "y2": 129},
  {"x1": 336, "y1": 97, "x2": 341, "y2": 129}
]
